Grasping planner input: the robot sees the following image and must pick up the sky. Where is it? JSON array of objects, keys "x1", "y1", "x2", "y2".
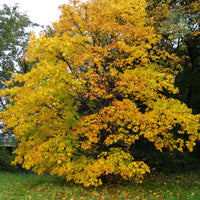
[{"x1": 0, "y1": 0, "x2": 70, "y2": 34}]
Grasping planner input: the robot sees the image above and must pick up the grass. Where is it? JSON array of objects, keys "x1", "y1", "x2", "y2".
[{"x1": 0, "y1": 169, "x2": 200, "y2": 200}]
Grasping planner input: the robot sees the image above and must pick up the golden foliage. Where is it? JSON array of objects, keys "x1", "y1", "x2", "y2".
[{"x1": 0, "y1": 0, "x2": 199, "y2": 186}]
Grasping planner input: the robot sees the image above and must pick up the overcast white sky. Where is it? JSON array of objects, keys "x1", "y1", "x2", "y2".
[{"x1": 0, "y1": 0, "x2": 69, "y2": 34}]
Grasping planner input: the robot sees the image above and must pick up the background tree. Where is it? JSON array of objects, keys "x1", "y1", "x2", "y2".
[
  {"x1": 0, "y1": 0, "x2": 200, "y2": 187},
  {"x1": 0, "y1": 4, "x2": 37, "y2": 88},
  {"x1": 146, "y1": 0, "x2": 200, "y2": 113}
]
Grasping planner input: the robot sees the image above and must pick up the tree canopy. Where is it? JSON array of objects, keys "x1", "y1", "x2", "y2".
[{"x1": 0, "y1": 0, "x2": 200, "y2": 187}]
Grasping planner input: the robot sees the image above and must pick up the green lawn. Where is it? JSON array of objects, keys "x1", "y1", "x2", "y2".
[{"x1": 0, "y1": 170, "x2": 200, "y2": 200}]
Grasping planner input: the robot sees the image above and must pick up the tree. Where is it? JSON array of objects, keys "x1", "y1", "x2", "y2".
[
  {"x1": 0, "y1": 4, "x2": 37, "y2": 88},
  {"x1": 175, "y1": 34, "x2": 200, "y2": 114},
  {"x1": 0, "y1": 0, "x2": 200, "y2": 187},
  {"x1": 146, "y1": 0, "x2": 200, "y2": 113}
]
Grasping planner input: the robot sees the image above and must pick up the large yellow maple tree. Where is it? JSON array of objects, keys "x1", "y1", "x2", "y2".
[{"x1": 1, "y1": 0, "x2": 200, "y2": 186}]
